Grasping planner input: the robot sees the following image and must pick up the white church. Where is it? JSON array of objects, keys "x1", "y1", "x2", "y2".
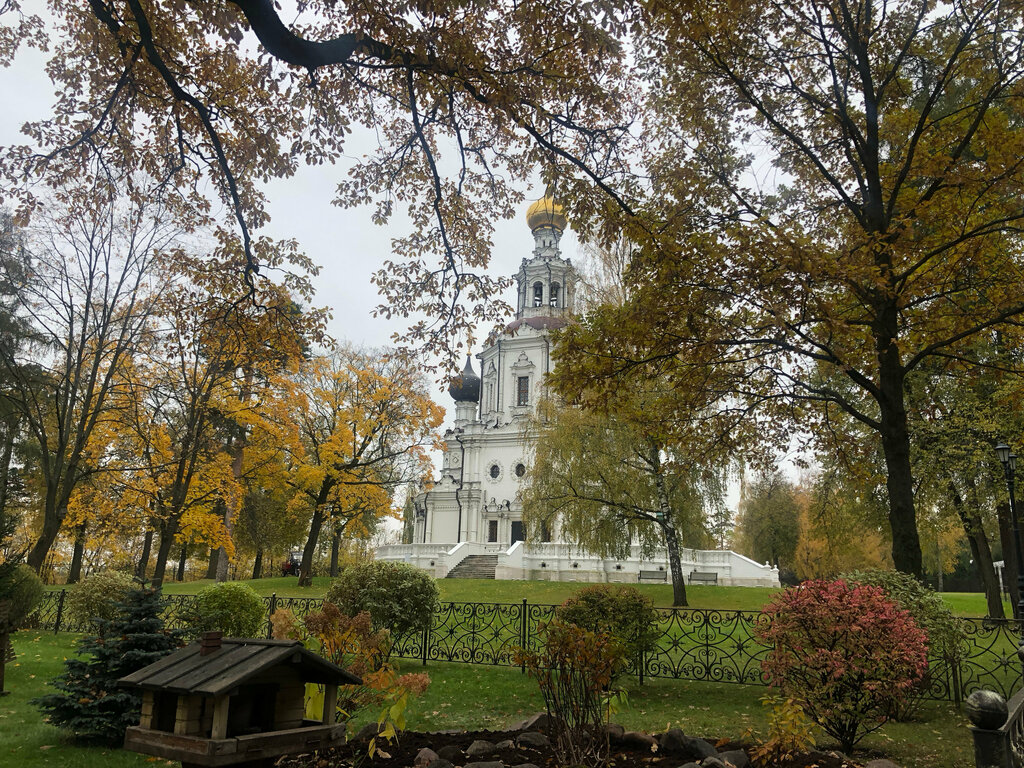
[{"x1": 375, "y1": 195, "x2": 779, "y2": 587}]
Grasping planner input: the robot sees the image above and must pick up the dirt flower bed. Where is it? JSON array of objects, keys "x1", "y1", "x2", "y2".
[{"x1": 279, "y1": 716, "x2": 868, "y2": 768}]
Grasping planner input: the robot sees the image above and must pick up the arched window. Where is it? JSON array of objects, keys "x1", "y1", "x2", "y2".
[
  {"x1": 550, "y1": 283, "x2": 560, "y2": 307},
  {"x1": 533, "y1": 282, "x2": 543, "y2": 307}
]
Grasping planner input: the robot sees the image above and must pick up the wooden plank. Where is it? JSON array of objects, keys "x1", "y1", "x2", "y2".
[
  {"x1": 189, "y1": 644, "x2": 295, "y2": 696},
  {"x1": 167, "y1": 644, "x2": 268, "y2": 694},
  {"x1": 174, "y1": 694, "x2": 203, "y2": 736},
  {"x1": 210, "y1": 695, "x2": 230, "y2": 740},
  {"x1": 120, "y1": 646, "x2": 199, "y2": 687},
  {"x1": 322, "y1": 684, "x2": 338, "y2": 725}
]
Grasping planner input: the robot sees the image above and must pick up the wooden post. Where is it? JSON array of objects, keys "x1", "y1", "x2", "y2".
[
  {"x1": 211, "y1": 695, "x2": 230, "y2": 740},
  {"x1": 322, "y1": 684, "x2": 338, "y2": 725},
  {"x1": 0, "y1": 600, "x2": 10, "y2": 696}
]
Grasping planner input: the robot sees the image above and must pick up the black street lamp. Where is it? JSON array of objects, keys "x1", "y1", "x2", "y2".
[{"x1": 995, "y1": 443, "x2": 1024, "y2": 625}]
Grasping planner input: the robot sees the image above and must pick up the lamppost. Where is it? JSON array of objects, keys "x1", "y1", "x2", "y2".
[{"x1": 995, "y1": 443, "x2": 1024, "y2": 626}]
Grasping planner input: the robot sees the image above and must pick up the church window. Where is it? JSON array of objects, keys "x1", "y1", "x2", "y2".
[
  {"x1": 515, "y1": 463, "x2": 526, "y2": 478},
  {"x1": 517, "y1": 376, "x2": 529, "y2": 406},
  {"x1": 541, "y1": 521, "x2": 551, "y2": 542},
  {"x1": 488, "y1": 520, "x2": 498, "y2": 542},
  {"x1": 533, "y1": 282, "x2": 543, "y2": 306},
  {"x1": 550, "y1": 283, "x2": 560, "y2": 307},
  {"x1": 489, "y1": 463, "x2": 500, "y2": 479}
]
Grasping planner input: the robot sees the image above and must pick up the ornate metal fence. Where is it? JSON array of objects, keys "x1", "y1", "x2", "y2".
[{"x1": 26, "y1": 590, "x2": 1024, "y2": 702}]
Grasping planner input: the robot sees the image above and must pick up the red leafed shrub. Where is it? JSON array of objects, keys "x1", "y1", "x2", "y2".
[{"x1": 755, "y1": 579, "x2": 928, "y2": 753}]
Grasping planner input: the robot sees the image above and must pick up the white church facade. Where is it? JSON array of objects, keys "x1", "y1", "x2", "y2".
[{"x1": 375, "y1": 196, "x2": 779, "y2": 588}]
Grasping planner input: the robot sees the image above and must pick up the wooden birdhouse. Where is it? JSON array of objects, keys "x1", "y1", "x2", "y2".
[{"x1": 119, "y1": 632, "x2": 360, "y2": 768}]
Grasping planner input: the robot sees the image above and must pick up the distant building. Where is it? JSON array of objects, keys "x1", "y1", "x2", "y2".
[{"x1": 377, "y1": 194, "x2": 779, "y2": 587}]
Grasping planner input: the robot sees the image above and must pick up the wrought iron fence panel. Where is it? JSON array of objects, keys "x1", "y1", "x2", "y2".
[
  {"x1": 955, "y1": 618, "x2": 1024, "y2": 700},
  {"x1": 639, "y1": 608, "x2": 771, "y2": 685},
  {"x1": 23, "y1": 591, "x2": 1024, "y2": 704},
  {"x1": 25, "y1": 591, "x2": 62, "y2": 631},
  {"x1": 423, "y1": 601, "x2": 529, "y2": 666}
]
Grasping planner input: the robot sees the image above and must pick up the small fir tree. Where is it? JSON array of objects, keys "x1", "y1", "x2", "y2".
[{"x1": 33, "y1": 585, "x2": 184, "y2": 744}]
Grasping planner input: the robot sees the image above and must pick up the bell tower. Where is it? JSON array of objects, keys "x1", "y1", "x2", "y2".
[{"x1": 515, "y1": 193, "x2": 576, "y2": 322}]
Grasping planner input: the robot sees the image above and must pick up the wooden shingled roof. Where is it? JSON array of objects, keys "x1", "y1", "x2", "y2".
[{"x1": 118, "y1": 637, "x2": 360, "y2": 697}]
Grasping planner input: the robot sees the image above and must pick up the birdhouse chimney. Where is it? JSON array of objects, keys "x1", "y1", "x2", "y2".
[{"x1": 199, "y1": 631, "x2": 223, "y2": 656}]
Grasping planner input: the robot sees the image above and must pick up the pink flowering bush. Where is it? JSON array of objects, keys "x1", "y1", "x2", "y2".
[{"x1": 755, "y1": 579, "x2": 928, "y2": 753}]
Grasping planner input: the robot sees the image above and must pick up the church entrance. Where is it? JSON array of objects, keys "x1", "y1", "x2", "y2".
[{"x1": 510, "y1": 521, "x2": 524, "y2": 546}]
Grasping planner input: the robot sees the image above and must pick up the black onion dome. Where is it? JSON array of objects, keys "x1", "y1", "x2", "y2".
[{"x1": 448, "y1": 357, "x2": 481, "y2": 403}]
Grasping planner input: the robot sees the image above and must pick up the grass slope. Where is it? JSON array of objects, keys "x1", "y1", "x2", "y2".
[{"x1": 150, "y1": 576, "x2": 1006, "y2": 616}]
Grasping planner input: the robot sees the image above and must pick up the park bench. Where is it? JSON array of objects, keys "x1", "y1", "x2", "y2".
[
  {"x1": 638, "y1": 569, "x2": 667, "y2": 582},
  {"x1": 689, "y1": 571, "x2": 718, "y2": 585}
]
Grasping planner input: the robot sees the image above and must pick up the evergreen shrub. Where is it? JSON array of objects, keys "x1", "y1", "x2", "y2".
[
  {"x1": 0, "y1": 563, "x2": 43, "y2": 629},
  {"x1": 755, "y1": 579, "x2": 928, "y2": 753},
  {"x1": 556, "y1": 584, "x2": 660, "y2": 662},
  {"x1": 33, "y1": 585, "x2": 184, "y2": 744},
  {"x1": 66, "y1": 570, "x2": 136, "y2": 629},
  {"x1": 192, "y1": 582, "x2": 265, "y2": 638},
  {"x1": 326, "y1": 561, "x2": 439, "y2": 636}
]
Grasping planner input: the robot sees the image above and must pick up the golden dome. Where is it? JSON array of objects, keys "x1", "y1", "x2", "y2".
[{"x1": 526, "y1": 194, "x2": 567, "y2": 232}]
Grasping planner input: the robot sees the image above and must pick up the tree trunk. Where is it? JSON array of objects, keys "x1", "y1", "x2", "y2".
[
  {"x1": 152, "y1": 523, "x2": 177, "y2": 587},
  {"x1": 299, "y1": 507, "x2": 326, "y2": 587},
  {"x1": 663, "y1": 520, "x2": 688, "y2": 607},
  {"x1": 875, "y1": 342, "x2": 922, "y2": 577},
  {"x1": 0, "y1": 416, "x2": 17, "y2": 520},
  {"x1": 252, "y1": 548, "x2": 263, "y2": 580},
  {"x1": 176, "y1": 542, "x2": 189, "y2": 582},
  {"x1": 136, "y1": 527, "x2": 154, "y2": 581},
  {"x1": 205, "y1": 546, "x2": 219, "y2": 579},
  {"x1": 67, "y1": 523, "x2": 87, "y2": 584},
  {"x1": 26, "y1": 496, "x2": 65, "y2": 574},
  {"x1": 951, "y1": 478, "x2": 1004, "y2": 619},
  {"x1": 330, "y1": 527, "x2": 341, "y2": 577},
  {"x1": 214, "y1": 545, "x2": 230, "y2": 583},
  {"x1": 998, "y1": 502, "x2": 1019, "y2": 617}
]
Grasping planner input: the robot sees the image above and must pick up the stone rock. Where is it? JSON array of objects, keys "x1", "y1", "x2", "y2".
[
  {"x1": 353, "y1": 722, "x2": 382, "y2": 742},
  {"x1": 437, "y1": 745, "x2": 465, "y2": 763},
  {"x1": 606, "y1": 723, "x2": 626, "y2": 743},
  {"x1": 466, "y1": 740, "x2": 498, "y2": 758},
  {"x1": 516, "y1": 732, "x2": 551, "y2": 749},
  {"x1": 513, "y1": 713, "x2": 558, "y2": 733},
  {"x1": 511, "y1": 764, "x2": 541, "y2": 768},
  {"x1": 414, "y1": 748, "x2": 439, "y2": 768},
  {"x1": 659, "y1": 730, "x2": 717, "y2": 761},
  {"x1": 464, "y1": 761, "x2": 505, "y2": 768},
  {"x1": 864, "y1": 761, "x2": 901, "y2": 768},
  {"x1": 678, "y1": 763, "x2": 701, "y2": 768},
  {"x1": 718, "y1": 749, "x2": 749, "y2": 768},
  {"x1": 702, "y1": 758, "x2": 729, "y2": 768},
  {"x1": 659, "y1": 728, "x2": 687, "y2": 753},
  {"x1": 427, "y1": 760, "x2": 455, "y2": 768},
  {"x1": 621, "y1": 731, "x2": 659, "y2": 752},
  {"x1": 495, "y1": 740, "x2": 515, "y2": 751}
]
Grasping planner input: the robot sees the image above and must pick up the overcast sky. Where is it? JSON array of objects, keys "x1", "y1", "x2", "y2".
[{"x1": 0, "y1": 30, "x2": 580, "y2": 395}]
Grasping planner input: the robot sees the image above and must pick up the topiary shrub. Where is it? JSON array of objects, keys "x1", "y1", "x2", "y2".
[
  {"x1": 0, "y1": 563, "x2": 43, "y2": 629},
  {"x1": 842, "y1": 568, "x2": 966, "y2": 715},
  {"x1": 65, "y1": 570, "x2": 136, "y2": 630},
  {"x1": 326, "y1": 561, "x2": 439, "y2": 637},
  {"x1": 755, "y1": 579, "x2": 928, "y2": 753},
  {"x1": 191, "y1": 582, "x2": 265, "y2": 638},
  {"x1": 33, "y1": 585, "x2": 185, "y2": 744},
  {"x1": 556, "y1": 584, "x2": 659, "y2": 664}
]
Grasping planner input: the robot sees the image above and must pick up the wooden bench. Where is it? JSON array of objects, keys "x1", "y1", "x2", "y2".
[
  {"x1": 689, "y1": 571, "x2": 718, "y2": 586},
  {"x1": 638, "y1": 569, "x2": 668, "y2": 582}
]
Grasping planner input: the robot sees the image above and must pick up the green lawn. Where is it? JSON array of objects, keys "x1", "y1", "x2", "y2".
[
  {"x1": 4, "y1": 632, "x2": 974, "y2": 768},
  {"x1": 125, "y1": 575, "x2": 1011, "y2": 616}
]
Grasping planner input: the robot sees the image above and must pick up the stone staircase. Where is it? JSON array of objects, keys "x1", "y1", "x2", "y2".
[{"x1": 446, "y1": 554, "x2": 498, "y2": 579}]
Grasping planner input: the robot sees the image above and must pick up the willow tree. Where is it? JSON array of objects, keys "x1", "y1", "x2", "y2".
[{"x1": 523, "y1": 393, "x2": 729, "y2": 607}]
